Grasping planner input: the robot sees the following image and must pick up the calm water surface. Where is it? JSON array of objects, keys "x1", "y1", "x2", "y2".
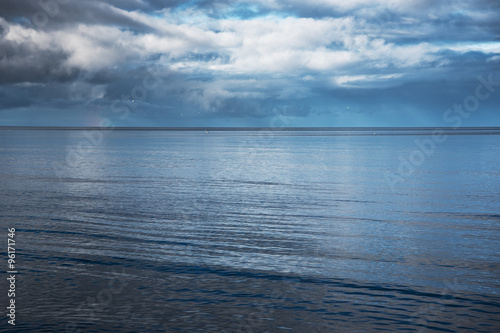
[{"x1": 0, "y1": 129, "x2": 499, "y2": 332}]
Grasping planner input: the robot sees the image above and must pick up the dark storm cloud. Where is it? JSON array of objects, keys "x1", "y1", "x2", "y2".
[
  {"x1": 0, "y1": 41, "x2": 79, "y2": 85},
  {"x1": 0, "y1": 0, "x2": 154, "y2": 32},
  {"x1": 0, "y1": 18, "x2": 79, "y2": 84}
]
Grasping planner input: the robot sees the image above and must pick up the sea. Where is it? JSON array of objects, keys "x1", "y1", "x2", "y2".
[{"x1": 0, "y1": 128, "x2": 499, "y2": 332}]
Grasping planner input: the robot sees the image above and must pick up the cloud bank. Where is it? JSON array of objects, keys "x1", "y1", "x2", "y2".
[{"x1": 0, "y1": 0, "x2": 499, "y2": 126}]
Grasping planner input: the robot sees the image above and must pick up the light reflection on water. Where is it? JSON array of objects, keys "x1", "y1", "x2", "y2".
[{"x1": 0, "y1": 129, "x2": 499, "y2": 332}]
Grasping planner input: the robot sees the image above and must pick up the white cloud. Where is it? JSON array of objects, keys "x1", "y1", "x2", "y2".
[
  {"x1": 1, "y1": 5, "x2": 493, "y2": 87},
  {"x1": 333, "y1": 73, "x2": 404, "y2": 87},
  {"x1": 445, "y1": 42, "x2": 500, "y2": 54}
]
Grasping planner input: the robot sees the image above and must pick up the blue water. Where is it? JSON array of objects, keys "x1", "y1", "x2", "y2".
[{"x1": 1, "y1": 129, "x2": 499, "y2": 332}]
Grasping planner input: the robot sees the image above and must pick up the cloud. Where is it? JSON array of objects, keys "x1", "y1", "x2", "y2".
[
  {"x1": 0, "y1": 19, "x2": 80, "y2": 85},
  {"x1": 0, "y1": 0, "x2": 499, "y2": 126}
]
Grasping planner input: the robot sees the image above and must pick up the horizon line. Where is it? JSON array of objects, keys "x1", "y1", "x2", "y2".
[{"x1": 2, "y1": 126, "x2": 500, "y2": 131}]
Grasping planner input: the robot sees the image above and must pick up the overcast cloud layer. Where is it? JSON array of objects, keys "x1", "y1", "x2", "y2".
[{"x1": 0, "y1": 0, "x2": 499, "y2": 126}]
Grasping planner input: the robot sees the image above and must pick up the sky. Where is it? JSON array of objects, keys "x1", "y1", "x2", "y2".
[{"x1": 0, "y1": 0, "x2": 499, "y2": 127}]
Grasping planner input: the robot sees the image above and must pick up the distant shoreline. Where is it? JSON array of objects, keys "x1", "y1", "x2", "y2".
[{"x1": 2, "y1": 126, "x2": 500, "y2": 131}]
